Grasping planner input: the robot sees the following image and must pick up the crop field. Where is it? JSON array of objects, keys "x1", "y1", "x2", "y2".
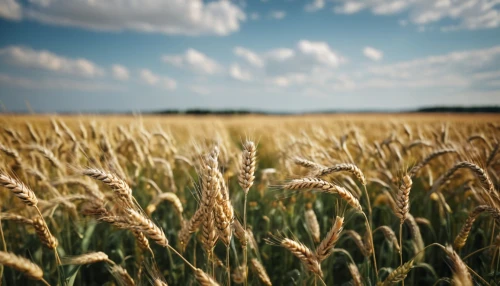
[{"x1": 0, "y1": 113, "x2": 499, "y2": 286}]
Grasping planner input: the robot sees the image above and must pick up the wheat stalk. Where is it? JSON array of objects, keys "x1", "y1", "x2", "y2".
[
  {"x1": 348, "y1": 263, "x2": 362, "y2": 286},
  {"x1": 126, "y1": 209, "x2": 168, "y2": 247},
  {"x1": 83, "y1": 168, "x2": 133, "y2": 205},
  {"x1": 408, "y1": 148, "x2": 457, "y2": 177},
  {"x1": 239, "y1": 141, "x2": 256, "y2": 193},
  {"x1": 305, "y1": 209, "x2": 320, "y2": 243},
  {"x1": 444, "y1": 245, "x2": 473, "y2": 286},
  {"x1": 0, "y1": 172, "x2": 38, "y2": 206},
  {"x1": 283, "y1": 178, "x2": 361, "y2": 211},
  {"x1": 0, "y1": 251, "x2": 44, "y2": 281},
  {"x1": 316, "y1": 216, "x2": 344, "y2": 262},
  {"x1": 314, "y1": 163, "x2": 366, "y2": 185},
  {"x1": 32, "y1": 216, "x2": 58, "y2": 249},
  {"x1": 0, "y1": 213, "x2": 33, "y2": 225},
  {"x1": 374, "y1": 226, "x2": 400, "y2": 252},
  {"x1": 281, "y1": 237, "x2": 323, "y2": 277},
  {"x1": 395, "y1": 175, "x2": 412, "y2": 223},
  {"x1": 381, "y1": 260, "x2": 414, "y2": 286},
  {"x1": 61, "y1": 252, "x2": 110, "y2": 265},
  {"x1": 250, "y1": 258, "x2": 272, "y2": 286},
  {"x1": 455, "y1": 205, "x2": 500, "y2": 249}
]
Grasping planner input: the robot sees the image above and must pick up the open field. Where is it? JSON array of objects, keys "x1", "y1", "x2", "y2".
[{"x1": 0, "y1": 113, "x2": 499, "y2": 285}]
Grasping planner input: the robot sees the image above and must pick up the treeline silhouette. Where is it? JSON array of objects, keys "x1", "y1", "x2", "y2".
[{"x1": 151, "y1": 106, "x2": 499, "y2": 115}]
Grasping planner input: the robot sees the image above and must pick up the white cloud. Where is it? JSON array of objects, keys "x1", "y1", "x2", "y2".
[
  {"x1": 234, "y1": 47, "x2": 264, "y2": 68},
  {"x1": 0, "y1": 0, "x2": 21, "y2": 20},
  {"x1": 112, "y1": 64, "x2": 129, "y2": 81},
  {"x1": 139, "y1": 69, "x2": 176, "y2": 90},
  {"x1": 0, "y1": 73, "x2": 124, "y2": 92},
  {"x1": 333, "y1": 2, "x2": 365, "y2": 14},
  {"x1": 265, "y1": 48, "x2": 295, "y2": 61},
  {"x1": 333, "y1": 0, "x2": 500, "y2": 30},
  {"x1": 297, "y1": 40, "x2": 345, "y2": 68},
  {"x1": 244, "y1": 43, "x2": 500, "y2": 98},
  {"x1": 229, "y1": 63, "x2": 253, "y2": 81},
  {"x1": 19, "y1": 0, "x2": 245, "y2": 36},
  {"x1": 0, "y1": 46, "x2": 104, "y2": 77},
  {"x1": 351, "y1": 45, "x2": 500, "y2": 90},
  {"x1": 305, "y1": 0, "x2": 325, "y2": 12},
  {"x1": 228, "y1": 41, "x2": 346, "y2": 88},
  {"x1": 140, "y1": 69, "x2": 159, "y2": 85},
  {"x1": 363, "y1": 46, "x2": 383, "y2": 61},
  {"x1": 372, "y1": 1, "x2": 409, "y2": 15},
  {"x1": 162, "y1": 49, "x2": 220, "y2": 75},
  {"x1": 269, "y1": 11, "x2": 286, "y2": 19}
]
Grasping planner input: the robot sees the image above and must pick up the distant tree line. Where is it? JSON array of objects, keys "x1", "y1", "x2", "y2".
[{"x1": 416, "y1": 106, "x2": 500, "y2": 113}]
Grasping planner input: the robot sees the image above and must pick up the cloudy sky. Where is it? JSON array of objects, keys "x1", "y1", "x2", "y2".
[{"x1": 0, "y1": 0, "x2": 499, "y2": 113}]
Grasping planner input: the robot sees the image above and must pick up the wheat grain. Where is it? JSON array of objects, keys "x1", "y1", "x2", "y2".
[
  {"x1": 281, "y1": 237, "x2": 323, "y2": 277},
  {"x1": 61, "y1": 252, "x2": 110, "y2": 265},
  {"x1": 283, "y1": 178, "x2": 361, "y2": 210},
  {"x1": 0, "y1": 251, "x2": 44, "y2": 280},
  {"x1": 250, "y1": 258, "x2": 272, "y2": 286},
  {"x1": 0, "y1": 172, "x2": 38, "y2": 206}
]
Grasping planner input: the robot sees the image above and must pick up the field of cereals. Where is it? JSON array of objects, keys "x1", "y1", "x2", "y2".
[{"x1": 0, "y1": 113, "x2": 499, "y2": 286}]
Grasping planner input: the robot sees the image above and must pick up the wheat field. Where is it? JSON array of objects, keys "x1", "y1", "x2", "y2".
[{"x1": 0, "y1": 113, "x2": 499, "y2": 285}]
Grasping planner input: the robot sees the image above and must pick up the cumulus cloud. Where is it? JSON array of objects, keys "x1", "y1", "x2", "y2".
[
  {"x1": 333, "y1": 2, "x2": 365, "y2": 14},
  {"x1": 139, "y1": 69, "x2": 176, "y2": 90},
  {"x1": 229, "y1": 64, "x2": 253, "y2": 81},
  {"x1": 232, "y1": 42, "x2": 500, "y2": 96},
  {"x1": 297, "y1": 40, "x2": 346, "y2": 68},
  {"x1": 0, "y1": 0, "x2": 21, "y2": 20},
  {"x1": 229, "y1": 41, "x2": 346, "y2": 87},
  {"x1": 162, "y1": 49, "x2": 221, "y2": 75},
  {"x1": 363, "y1": 47, "x2": 383, "y2": 61},
  {"x1": 269, "y1": 11, "x2": 286, "y2": 19},
  {"x1": 234, "y1": 47, "x2": 264, "y2": 68},
  {"x1": 12, "y1": 0, "x2": 245, "y2": 36},
  {"x1": 305, "y1": 0, "x2": 325, "y2": 12},
  {"x1": 332, "y1": 0, "x2": 500, "y2": 30},
  {"x1": 0, "y1": 46, "x2": 104, "y2": 77},
  {"x1": 112, "y1": 64, "x2": 129, "y2": 81},
  {"x1": 265, "y1": 48, "x2": 295, "y2": 61}
]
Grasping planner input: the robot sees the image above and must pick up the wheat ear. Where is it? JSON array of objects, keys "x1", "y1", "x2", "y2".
[
  {"x1": 0, "y1": 251, "x2": 44, "y2": 281},
  {"x1": 195, "y1": 268, "x2": 220, "y2": 286},
  {"x1": 395, "y1": 175, "x2": 412, "y2": 223},
  {"x1": 250, "y1": 258, "x2": 272, "y2": 286},
  {"x1": 315, "y1": 163, "x2": 366, "y2": 185},
  {"x1": 316, "y1": 216, "x2": 344, "y2": 262},
  {"x1": 283, "y1": 178, "x2": 361, "y2": 211},
  {"x1": 61, "y1": 252, "x2": 111, "y2": 265},
  {"x1": 281, "y1": 237, "x2": 323, "y2": 277},
  {"x1": 126, "y1": 209, "x2": 168, "y2": 247},
  {"x1": 32, "y1": 216, "x2": 58, "y2": 249},
  {"x1": 0, "y1": 172, "x2": 38, "y2": 206},
  {"x1": 83, "y1": 168, "x2": 133, "y2": 205},
  {"x1": 408, "y1": 148, "x2": 457, "y2": 177},
  {"x1": 305, "y1": 209, "x2": 320, "y2": 243},
  {"x1": 444, "y1": 246, "x2": 473, "y2": 286},
  {"x1": 348, "y1": 263, "x2": 362, "y2": 286},
  {"x1": 381, "y1": 260, "x2": 414, "y2": 286},
  {"x1": 454, "y1": 205, "x2": 500, "y2": 249}
]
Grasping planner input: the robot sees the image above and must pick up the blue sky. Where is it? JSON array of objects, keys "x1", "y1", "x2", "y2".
[{"x1": 0, "y1": 0, "x2": 499, "y2": 113}]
